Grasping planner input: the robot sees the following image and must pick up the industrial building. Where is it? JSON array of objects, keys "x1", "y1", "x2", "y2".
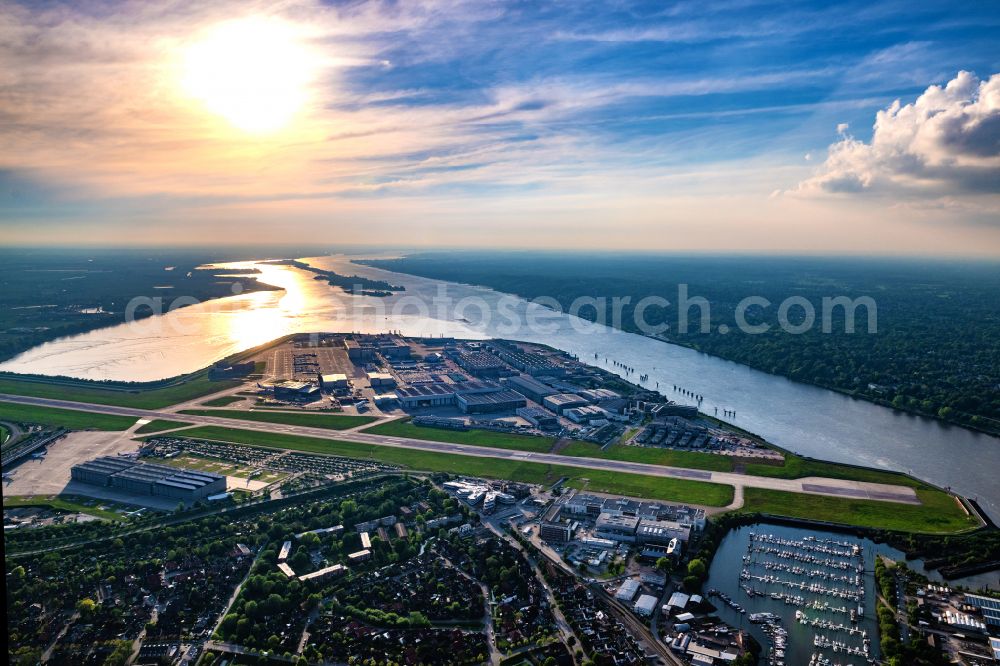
[
  {"x1": 577, "y1": 388, "x2": 621, "y2": 403},
  {"x1": 540, "y1": 521, "x2": 573, "y2": 543},
  {"x1": 615, "y1": 578, "x2": 640, "y2": 601},
  {"x1": 636, "y1": 519, "x2": 691, "y2": 545},
  {"x1": 487, "y1": 341, "x2": 565, "y2": 376},
  {"x1": 516, "y1": 406, "x2": 559, "y2": 430},
  {"x1": 71, "y1": 456, "x2": 227, "y2": 502},
  {"x1": 456, "y1": 388, "x2": 527, "y2": 414},
  {"x1": 543, "y1": 393, "x2": 589, "y2": 414},
  {"x1": 595, "y1": 513, "x2": 640, "y2": 543},
  {"x1": 505, "y1": 375, "x2": 557, "y2": 402},
  {"x1": 456, "y1": 351, "x2": 506, "y2": 378},
  {"x1": 367, "y1": 371, "x2": 397, "y2": 388},
  {"x1": 564, "y1": 405, "x2": 609, "y2": 424},
  {"x1": 965, "y1": 593, "x2": 1000, "y2": 626},
  {"x1": 344, "y1": 335, "x2": 411, "y2": 362},
  {"x1": 271, "y1": 380, "x2": 320, "y2": 401},
  {"x1": 319, "y1": 373, "x2": 350, "y2": 391},
  {"x1": 395, "y1": 383, "x2": 457, "y2": 408},
  {"x1": 634, "y1": 594, "x2": 658, "y2": 616}
]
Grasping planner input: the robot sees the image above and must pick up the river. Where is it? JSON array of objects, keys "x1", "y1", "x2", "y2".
[{"x1": 1, "y1": 255, "x2": 998, "y2": 519}]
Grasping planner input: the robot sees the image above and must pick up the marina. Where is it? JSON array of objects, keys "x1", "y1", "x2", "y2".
[{"x1": 705, "y1": 523, "x2": 883, "y2": 666}]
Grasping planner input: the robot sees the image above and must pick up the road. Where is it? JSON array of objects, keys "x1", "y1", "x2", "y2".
[{"x1": 0, "y1": 392, "x2": 923, "y2": 507}]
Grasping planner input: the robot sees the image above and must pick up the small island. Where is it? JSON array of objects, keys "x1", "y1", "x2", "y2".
[{"x1": 267, "y1": 259, "x2": 405, "y2": 296}]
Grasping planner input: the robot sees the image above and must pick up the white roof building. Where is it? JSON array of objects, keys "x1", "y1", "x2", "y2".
[
  {"x1": 634, "y1": 594, "x2": 658, "y2": 616},
  {"x1": 615, "y1": 578, "x2": 641, "y2": 601}
]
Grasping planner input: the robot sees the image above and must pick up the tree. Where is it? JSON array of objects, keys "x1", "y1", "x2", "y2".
[
  {"x1": 687, "y1": 558, "x2": 707, "y2": 579},
  {"x1": 76, "y1": 598, "x2": 97, "y2": 618}
]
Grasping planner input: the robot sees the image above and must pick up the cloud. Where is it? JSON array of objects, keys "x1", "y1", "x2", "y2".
[{"x1": 792, "y1": 71, "x2": 1000, "y2": 197}]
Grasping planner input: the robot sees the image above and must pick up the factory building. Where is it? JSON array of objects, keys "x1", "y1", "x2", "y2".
[
  {"x1": 564, "y1": 405, "x2": 609, "y2": 424},
  {"x1": 595, "y1": 513, "x2": 640, "y2": 543},
  {"x1": 615, "y1": 578, "x2": 641, "y2": 601},
  {"x1": 634, "y1": 594, "x2": 658, "y2": 616},
  {"x1": 577, "y1": 388, "x2": 621, "y2": 403},
  {"x1": 457, "y1": 389, "x2": 527, "y2": 414},
  {"x1": 344, "y1": 335, "x2": 411, "y2": 362},
  {"x1": 396, "y1": 383, "x2": 458, "y2": 408},
  {"x1": 543, "y1": 393, "x2": 589, "y2": 414},
  {"x1": 456, "y1": 351, "x2": 506, "y2": 378},
  {"x1": 540, "y1": 521, "x2": 573, "y2": 543},
  {"x1": 367, "y1": 371, "x2": 397, "y2": 389},
  {"x1": 636, "y1": 519, "x2": 691, "y2": 545},
  {"x1": 269, "y1": 380, "x2": 320, "y2": 401},
  {"x1": 965, "y1": 593, "x2": 1000, "y2": 626},
  {"x1": 71, "y1": 456, "x2": 226, "y2": 503},
  {"x1": 344, "y1": 338, "x2": 377, "y2": 363},
  {"x1": 487, "y1": 341, "x2": 565, "y2": 376},
  {"x1": 504, "y1": 375, "x2": 557, "y2": 402},
  {"x1": 319, "y1": 373, "x2": 350, "y2": 391},
  {"x1": 516, "y1": 406, "x2": 559, "y2": 430}
]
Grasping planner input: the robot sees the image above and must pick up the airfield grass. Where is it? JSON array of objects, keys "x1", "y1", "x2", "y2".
[
  {"x1": 0, "y1": 372, "x2": 241, "y2": 409},
  {"x1": 744, "y1": 453, "x2": 927, "y2": 489},
  {"x1": 738, "y1": 487, "x2": 977, "y2": 534},
  {"x1": 200, "y1": 395, "x2": 247, "y2": 407},
  {"x1": 172, "y1": 426, "x2": 734, "y2": 507},
  {"x1": 3, "y1": 494, "x2": 127, "y2": 521},
  {"x1": 561, "y1": 441, "x2": 735, "y2": 472},
  {"x1": 134, "y1": 419, "x2": 193, "y2": 434},
  {"x1": 178, "y1": 409, "x2": 378, "y2": 430},
  {"x1": 0, "y1": 402, "x2": 136, "y2": 431},
  {"x1": 362, "y1": 419, "x2": 555, "y2": 453},
  {"x1": 0, "y1": 423, "x2": 8, "y2": 444}
]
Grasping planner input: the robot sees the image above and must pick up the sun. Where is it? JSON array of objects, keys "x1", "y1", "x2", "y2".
[{"x1": 181, "y1": 17, "x2": 316, "y2": 134}]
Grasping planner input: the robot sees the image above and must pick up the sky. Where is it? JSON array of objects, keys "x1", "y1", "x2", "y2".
[{"x1": 1, "y1": 0, "x2": 999, "y2": 255}]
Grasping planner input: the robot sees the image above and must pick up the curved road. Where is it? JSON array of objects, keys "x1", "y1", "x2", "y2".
[{"x1": 0, "y1": 393, "x2": 923, "y2": 508}]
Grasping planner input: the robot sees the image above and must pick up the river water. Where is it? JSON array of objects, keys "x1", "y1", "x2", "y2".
[{"x1": 2, "y1": 255, "x2": 998, "y2": 519}]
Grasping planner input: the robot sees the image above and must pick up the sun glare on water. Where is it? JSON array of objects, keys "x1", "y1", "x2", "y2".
[{"x1": 181, "y1": 17, "x2": 316, "y2": 134}]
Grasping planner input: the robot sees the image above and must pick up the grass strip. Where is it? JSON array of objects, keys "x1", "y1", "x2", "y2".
[
  {"x1": 362, "y1": 419, "x2": 555, "y2": 453},
  {"x1": 178, "y1": 409, "x2": 377, "y2": 430},
  {"x1": 0, "y1": 402, "x2": 136, "y2": 431},
  {"x1": 172, "y1": 426, "x2": 735, "y2": 507},
  {"x1": 738, "y1": 487, "x2": 977, "y2": 534}
]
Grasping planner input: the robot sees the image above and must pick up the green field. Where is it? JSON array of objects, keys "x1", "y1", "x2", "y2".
[
  {"x1": 362, "y1": 420, "x2": 555, "y2": 453},
  {"x1": 0, "y1": 372, "x2": 241, "y2": 409},
  {"x1": 0, "y1": 402, "x2": 136, "y2": 431},
  {"x1": 738, "y1": 487, "x2": 978, "y2": 534},
  {"x1": 0, "y1": 423, "x2": 8, "y2": 444},
  {"x1": 200, "y1": 395, "x2": 247, "y2": 407},
  {"x1": 3, "y1": 494, "x2": 128, "y2": 521},
  {"x1": 561, "y1": 441, "x2": 735, "y2": 472},
  {"x1": 178, "y1": 409, "x2": 378, "y2": 430},
  {"x1": 744, "y1": 453, "x2": 926, "y2": 488},
  {"x1": 172, "y1": 426, "x2": 735, "y2": 506},
  {"x1": 134, "y1": 419, "x2": 193, "y2": 434}
]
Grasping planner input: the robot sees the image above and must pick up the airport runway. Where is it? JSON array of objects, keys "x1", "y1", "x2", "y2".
[{"x1": 0, "y1": 393, "x2": 922, "y2": 506}]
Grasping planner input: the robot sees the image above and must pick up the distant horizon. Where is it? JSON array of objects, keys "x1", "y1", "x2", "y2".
[
  {"x1": 3, "y1": 243, "x2": 1000, "y2": 263},
  {"x1": 2, "y1": 0, "x2": 999, "y2": 256}
]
